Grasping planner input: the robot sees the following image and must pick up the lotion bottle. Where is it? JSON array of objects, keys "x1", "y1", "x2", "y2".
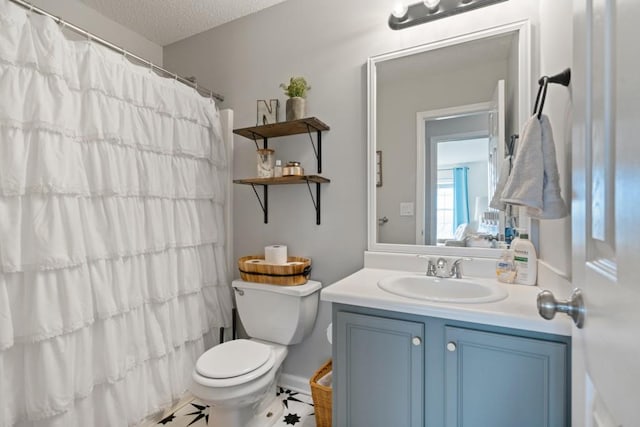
[{"x1": 512, "y1": 231, "x2": 537, "y2": 285}]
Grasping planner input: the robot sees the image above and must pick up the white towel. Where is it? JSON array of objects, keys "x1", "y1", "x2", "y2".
[
  {"x1": 527, "y1": 114, "x2": 568, "y2": 219},
  {"x1": 498, "y1": 114, "x2": 568, "y2": 219},
  {"x1": 489, "y1": 154, "x2": 512, "y2": 211},
  {"x1": 500, "y1": 115, "x2": 544, "y2": 212}
]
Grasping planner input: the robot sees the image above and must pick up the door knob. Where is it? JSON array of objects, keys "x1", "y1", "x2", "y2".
[
  {"x1": 412, "y1": 337, "x2": 422, "y2": 346},
  {"x1": 537, "y1": 288, "x2": 585, "y2": 328},
  {"x1": 446, "y1": 342, "x2": 457, "y2": 352}
]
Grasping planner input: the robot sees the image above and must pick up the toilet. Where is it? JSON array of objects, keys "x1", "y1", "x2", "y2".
[{"x1": 190, "y1": 279, "x2": 322, "y2": 427}]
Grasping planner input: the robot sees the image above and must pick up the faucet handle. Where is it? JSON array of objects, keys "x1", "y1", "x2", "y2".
[
  {"x1": 450, "y1": 257, "x2": 472, "y2": 278},
  {"x1": 417, "y1": 255, "x2": 437, "y2": 276}
]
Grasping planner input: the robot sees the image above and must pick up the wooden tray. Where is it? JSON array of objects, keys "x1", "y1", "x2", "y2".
[{"x1": 237, "y1": 255, "x2": 311, "y2": 286}]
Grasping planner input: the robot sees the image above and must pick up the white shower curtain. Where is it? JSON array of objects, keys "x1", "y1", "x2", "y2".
[{"x1": 0, "y1": 1, "x2": 233, "y2": 426}]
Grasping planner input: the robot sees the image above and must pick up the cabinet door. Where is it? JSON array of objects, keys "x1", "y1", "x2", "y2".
[
  {"x1": 444, "y1": 326, "x2": 568, "y2": 427},
  {"x1": 335, "y1": 311, "x2": 424, "y2": 427}
]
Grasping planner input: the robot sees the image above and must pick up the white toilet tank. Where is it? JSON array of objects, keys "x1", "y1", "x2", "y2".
[{"x1": 232, "y1": 279, "x2": 322, "y2": 345}]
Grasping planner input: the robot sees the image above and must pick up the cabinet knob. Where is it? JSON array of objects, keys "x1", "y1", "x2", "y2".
[
  {"x1": 412, "y1": 337, "x2": 422, "y2": 346},
  {"x1": 446, "y1": 342, "x2": 457, "y2": 352}
]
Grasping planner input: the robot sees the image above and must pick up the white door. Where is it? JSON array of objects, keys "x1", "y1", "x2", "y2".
[{"x1": 572, "y1": 0, "x2": 640, "y2": 425}]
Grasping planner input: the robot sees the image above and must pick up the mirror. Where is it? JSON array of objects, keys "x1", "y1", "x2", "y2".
[{"x1": 368, "y1": 21, "x2": 531, "y2": 255}]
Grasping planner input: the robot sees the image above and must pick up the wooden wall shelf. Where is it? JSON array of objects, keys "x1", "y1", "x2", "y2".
[
  {"x1": 233, "y1": 175, "x2": 330, "y2": 186},
  {"x1": 233, "y1": 117, "x2": 331, "y2": 225},
  {"x1": 234, "y1": 117, "x2": 329, "y2": 140}
]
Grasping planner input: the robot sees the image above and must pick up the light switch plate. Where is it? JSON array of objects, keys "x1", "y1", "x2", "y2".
[{"x1": 400, "y1": 202, "x2": 414, "y2": 216}]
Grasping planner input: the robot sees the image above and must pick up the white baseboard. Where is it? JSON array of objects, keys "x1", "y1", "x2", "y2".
[{"x1": 279, "y1": 373, "x2": 311, "y2": 395}]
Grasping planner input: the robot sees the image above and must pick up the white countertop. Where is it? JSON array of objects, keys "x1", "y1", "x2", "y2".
[{"x1": 321, "y1": 267, "x2": 572, "y2": 337}]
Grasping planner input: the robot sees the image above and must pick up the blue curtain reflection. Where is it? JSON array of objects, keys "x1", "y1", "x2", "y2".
[{"x1": 452, "y1": 167, "x2": 470, "y2": 229}]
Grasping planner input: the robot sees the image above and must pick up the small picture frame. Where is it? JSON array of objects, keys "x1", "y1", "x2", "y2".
[
  {"x1": 256, "y1": 99, "x2": 279, "y2": 125},
  {"x1": 376, "y1": 150, "x2": 383, "y2": 187}
]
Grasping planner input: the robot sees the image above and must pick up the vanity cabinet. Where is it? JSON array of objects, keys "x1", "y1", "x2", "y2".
[
  {"x1": 333, "y1": 304, "x2": 570, "y2": 427},
  {"x1": 444, "y1": 326, "x2": 568, "y2": 427},
  {"x1": 335, "y1": 311, "x2": 424, "y2": 426}
]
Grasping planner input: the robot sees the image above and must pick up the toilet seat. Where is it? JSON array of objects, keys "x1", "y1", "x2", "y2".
[{"x1": 194, "y1": 339, "x2": 276, "y2": 388}]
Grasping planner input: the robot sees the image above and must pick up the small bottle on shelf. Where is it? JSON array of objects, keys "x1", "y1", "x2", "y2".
[{"x1": 274, "y1": 160, "x2": 283, "y2": 178}]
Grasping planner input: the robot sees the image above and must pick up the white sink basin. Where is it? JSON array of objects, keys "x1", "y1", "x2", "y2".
[{"x1": 377, "y1": 274, "x2": 508, "y2": 303}]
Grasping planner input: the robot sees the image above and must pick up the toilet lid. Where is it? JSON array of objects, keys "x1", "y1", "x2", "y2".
[{"x1": 195, "y1": 339, "x2": 273, "y2": 379}]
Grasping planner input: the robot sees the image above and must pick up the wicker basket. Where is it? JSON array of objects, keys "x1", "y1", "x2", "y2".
[
  {"x1": 237, "y1": 255, "x2": 311, "y2": 286},
  {"x1": 310, "y1": 359, "x2": 332, "y2": 427}
]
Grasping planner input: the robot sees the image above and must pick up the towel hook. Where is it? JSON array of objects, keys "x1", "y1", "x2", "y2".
[
  {"x1": 539, "y1": 68, "x2": 571, "y2": 87},
  {"x1": 533, "y1": 68, "x2": 571, "y2": 120},
  {"x1": 533, "y1": 77, "x2": 549, "y2": 120}
]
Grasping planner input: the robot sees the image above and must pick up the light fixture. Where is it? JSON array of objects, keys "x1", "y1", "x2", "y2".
[
  {"x1": 423, "y1": 0, "x2": 440, "y2": 12},
  {"x1": 391, "y1": 2, "x2": 409, "y2": 19},
  {"x1": 389, "y1": 0, "x2": 509, "y2": 30}
]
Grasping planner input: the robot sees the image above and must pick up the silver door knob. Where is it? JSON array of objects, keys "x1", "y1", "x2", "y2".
[
  {"x1": 537, "y1": 288, "x2": 585, "y2": 328},
  {"x1": 412, "y1": 337, "x2": 422, "y2": 346},
  {"x1": 446, "y1": 342, "x2": 457, "y2": 352}
]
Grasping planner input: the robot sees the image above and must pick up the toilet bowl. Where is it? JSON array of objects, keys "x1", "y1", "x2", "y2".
[
  {"x1": 191, "y1": 339, "x2": 288, "y2": 427},
  {"x1": 190, "y1": 279, "x2": 322, "y2": 427}
]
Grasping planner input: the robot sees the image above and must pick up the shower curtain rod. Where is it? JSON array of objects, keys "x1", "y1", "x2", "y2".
[{"x1": 8, "y1": 0, "x2": 225, "y2": 103}]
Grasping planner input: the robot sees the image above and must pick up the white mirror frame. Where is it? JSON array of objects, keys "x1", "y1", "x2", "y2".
[{"x1": 367, "y1": 20, "x2": 531, "y2": 257}]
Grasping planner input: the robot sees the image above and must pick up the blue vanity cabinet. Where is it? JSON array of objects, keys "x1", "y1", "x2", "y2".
[
  {"x1": 332, "y1": 304, "x2": 570, "y2": 427},
  {"x1": 444, "y1": 326, "x2": 568, "y2": 427},
  {"x1": 334, "y1": 310, "x2": 425, "y2": 427}
]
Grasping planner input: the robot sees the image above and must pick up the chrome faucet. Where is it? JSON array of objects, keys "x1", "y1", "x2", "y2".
[
  {"x1": 435, "y1": 258, "x2": 449, "y2": 278},
  {"x1": 418, "y1": 256, "x2": 468, "y2": 278},
  {"x1": 434, "y1": 257, "x2": 467, "y2": 278}
]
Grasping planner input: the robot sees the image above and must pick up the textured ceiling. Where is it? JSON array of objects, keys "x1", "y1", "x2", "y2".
[{"x1": 77, "y1": 0, "x2": 290, "y2": 46}]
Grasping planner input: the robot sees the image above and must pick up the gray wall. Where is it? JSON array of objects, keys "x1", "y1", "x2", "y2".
[
  {"x1": 164, "y1": 0, "x2": 549, "y2": 380},
  {"x1": 30, "y1": 0, "x2": 162, "y2": 65},
  {"x1": 537, "y1": 0, "x2": 573, "y2": 279}
]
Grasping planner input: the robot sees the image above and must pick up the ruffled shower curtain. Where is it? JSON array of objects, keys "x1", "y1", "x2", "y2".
[{"x1": 0, "y1": 1, "x2": 233, "y2": 426}]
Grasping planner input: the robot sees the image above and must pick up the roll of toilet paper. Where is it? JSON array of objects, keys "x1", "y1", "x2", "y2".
[
  {"x1": 265, "y1": 245, "x2": 287, "y2": 265},
  {"x1": 326, "y1": 323, "x2": 332, "y2": 344}
]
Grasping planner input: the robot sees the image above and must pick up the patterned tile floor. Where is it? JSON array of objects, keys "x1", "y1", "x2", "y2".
[{"x1": 156, "y1": 387, "x2": 316, "y2": 427}]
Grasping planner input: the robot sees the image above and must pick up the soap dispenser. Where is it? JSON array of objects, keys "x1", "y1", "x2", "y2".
[
  {"x1": 496, "y1": 249, "x2": 516, "y2": 283},
  {"x1": 512, "y1": 230, "x2": 537, "y2": 285}
]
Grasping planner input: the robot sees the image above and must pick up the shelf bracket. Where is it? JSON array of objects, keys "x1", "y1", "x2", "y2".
[
  {"x1": 305, "y1": 179, "x2": 322, "y2": 225},
  {"x1": 249, "y1": 131, "x2": 268, "y2": 150},
  {"x1": 249, "y1": 184, "x2": 269, "y2": 223},
  {"x1": 305, "y1": 124, "x2": 322, "y2": 173}
]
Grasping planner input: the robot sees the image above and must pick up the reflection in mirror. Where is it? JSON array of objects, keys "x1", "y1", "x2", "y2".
[
  {"x1": 429, "y1": 113, "x2": 492, "y2": 245},
  {"x1": 368, "y1": 21, "x2": 530, "y2": 254}
]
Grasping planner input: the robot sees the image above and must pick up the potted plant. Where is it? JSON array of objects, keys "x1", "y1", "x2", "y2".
[{"x1": 280, "y1": 77, "x2": 311, "y2": 121}]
